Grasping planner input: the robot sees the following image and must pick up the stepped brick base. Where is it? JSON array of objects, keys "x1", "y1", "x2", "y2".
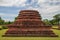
[
  {"x1": 3, "y1": 28, "x2": 58, "y2": 37},
  {"x1": 3, "y1": 31, "x2": 58, "y2": 37},
  {"x1": 3, "y1": 10, "x2": 58, "y2": 37}
]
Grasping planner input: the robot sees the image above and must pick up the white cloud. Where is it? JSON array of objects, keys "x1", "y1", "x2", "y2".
[
  {"x1": 0, "y1": 0, "x2": 27, "y2": 6},
  {"x1": 0, "y1": 13, "x2": 18, "y2": 17},
  {"x1": 0, "y1": 13, "x2": 18, "y2": 21},
  {"x1": 38, "y1": 0, "x2": 46, "y2": 4},
  {"x1": 0, "y1": 13, "x2": 5, "y2": 16},
  {"x1": 0, "y1": 0, "x2": 60, "y2": 7},
  {"x1": 3, "y1": 18, "x2": 14, "y2": 22},
  {"x1": 0, "y1": 0, "x2": 60, "y2": 21},
  {"x1": 26, "y1": 0, "x2": 60, "y2": 20}
]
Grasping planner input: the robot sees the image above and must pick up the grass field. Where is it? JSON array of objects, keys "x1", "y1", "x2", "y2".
[{"x1": 0, "y1": 26, "x2": 60, "y2": 40}]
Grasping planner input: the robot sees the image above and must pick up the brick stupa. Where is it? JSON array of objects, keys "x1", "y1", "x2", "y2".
[{"x1": 3, "y1": 10, "x2": 58, "y2": 37}]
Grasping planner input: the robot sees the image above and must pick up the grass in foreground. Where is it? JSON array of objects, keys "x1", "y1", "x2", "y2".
[{"x1": 0, "y1": 26, "x2": 60, "y2": 40}]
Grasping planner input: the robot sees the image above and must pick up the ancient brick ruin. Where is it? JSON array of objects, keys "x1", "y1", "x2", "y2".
[{"x1": 3, "y1": 10, "x2": 58, "y2": 37}]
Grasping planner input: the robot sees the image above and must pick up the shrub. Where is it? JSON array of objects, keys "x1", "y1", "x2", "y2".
[
  {"x1": 0, "y1": 28, "x2": 2, "y2": 30},
  {"x1": 2, "y1": 26, "x2": 8, "y2": 29}
]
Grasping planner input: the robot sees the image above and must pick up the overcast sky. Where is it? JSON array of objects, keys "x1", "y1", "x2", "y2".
[{"x1": 0, "y1": 0, "x2": 60, "y2": 21}]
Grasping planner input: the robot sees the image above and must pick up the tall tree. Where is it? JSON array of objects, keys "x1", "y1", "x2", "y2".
[
  {"x1": 0, "y1": 17, "x2": 4, "y2": 25},
  {"x1": 53, "y1": 14, "x2": 60, "y2": 29}
]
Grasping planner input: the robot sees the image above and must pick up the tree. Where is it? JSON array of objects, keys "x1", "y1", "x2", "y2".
[
  {"x1": 50, "y1": 19, "x2": 58, "y2": 25},
  {"x1": 53, "y1": 14, "x2": 60, "y2": 29},
  {"x1": 43, "y1": 19, "x2": 51, "y2": 25},
  {"x1": 0, "y1": 17, "x2": 2, "y2": 20},
  {"x1": 14, "y1": 17, "x2": 17, "y2": 21},
  {"x1": 4, "y1": 21, "x2": 13, "y2": 25},
  {"x1": 0, "y1": 17, "x2": 5, "y2": 25}
]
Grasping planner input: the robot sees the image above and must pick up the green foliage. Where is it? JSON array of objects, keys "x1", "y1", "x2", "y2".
[
  {"x1": 0, "y1": 28, "x2": 2, "y2": 30},
  {"x1": 2, "y1": 26, "x2": 8, "y2": 29},
  {"x1": 53, "y1": 14, "x2": 60, "y2": 25},
  {"x1": 53, "y1": 14, "x2": 60, "y2": 19},
  {"x1": 0, "y1": 17, "x2": 5, "y2": 25},
  {"x1": 0, "y1": 26, "x2": 2, "y2": 30},
  {"x1": 49, "y1": 14, "x2": 60, "y2": 25},
  {"x1": 14, "y1": 17, "x2": 17, "y2": 21},
  {"x1": 0, "y1": 17, "x2": 13, "y2": 25},
  {"x1": 4, "y1": 21, "x2": 13, "y2": 25},
  {"x1": 43, "y1": 19, "x2": 51, "y2": 25},
  {"x1": 50, "y1": 19, "x2": 58, "y2": 25}
]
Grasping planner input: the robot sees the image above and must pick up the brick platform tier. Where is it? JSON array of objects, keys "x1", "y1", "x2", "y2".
[{"x1": 3, "y1": 10, "x2": 58, "y2": 37}]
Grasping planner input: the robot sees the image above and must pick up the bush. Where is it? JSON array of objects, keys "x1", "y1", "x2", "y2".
[
  {"x1": 0, "y1": 28, "x2": 2, "y2": 30},
  {"x1": 2, "y1": 26, "x2": 8, "y2": 29}
]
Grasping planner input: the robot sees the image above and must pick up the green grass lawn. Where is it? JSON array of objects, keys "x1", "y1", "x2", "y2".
[{"x1": 0, "y1": 26, "x2": 60, "y2": 40}]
